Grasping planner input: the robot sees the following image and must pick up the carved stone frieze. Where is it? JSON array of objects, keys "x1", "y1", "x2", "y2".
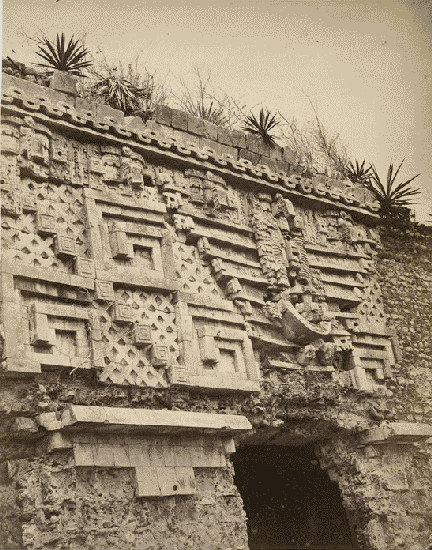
[
  {"x1": 0, "y1": 74, "x2": 397, "y2": 396},
  {"x1": 249, "y1": 193, "x2": 290, "y2": 291}
]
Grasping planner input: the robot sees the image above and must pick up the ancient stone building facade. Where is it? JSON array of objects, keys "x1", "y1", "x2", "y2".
[{"x1": 1, "y1": 69, "x2": 431, "y2": 550}]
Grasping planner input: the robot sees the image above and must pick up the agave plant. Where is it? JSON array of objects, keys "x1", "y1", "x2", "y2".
[
  {"x1": 191, "y1": 100, "x2": 230, "y2": 127},
  {"x1": 368, "y1": 160, "x2": 421, "y2": 217},
  {"x1": 243, "y1": 108, "x2": 280, "y2": 146},
  {"x1": 35, "y1": 33, "x2": 92, "y2": 75},
  {"x1": 90, "y1": 67, "x2": 152, "y2": 116},
  {"x1": 345, "y1": 160, "x2": 373, "y2": 185}
]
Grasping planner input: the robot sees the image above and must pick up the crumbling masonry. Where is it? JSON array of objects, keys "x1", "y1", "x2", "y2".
[{"x1": 1, "y1": 69, "x2": 432, "y2": 550}]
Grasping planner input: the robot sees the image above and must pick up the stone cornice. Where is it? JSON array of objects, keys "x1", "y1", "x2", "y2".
[{"x1": 2, "y1": 73, "x2": 380, "y2": 222}]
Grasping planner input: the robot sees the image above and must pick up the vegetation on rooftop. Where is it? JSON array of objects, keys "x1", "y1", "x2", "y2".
[
  {"x1": 35, "y1": 33, "x2": 92, "y2": 75},
  {"x1": 172, "y1": 69, "x2": 246, "y2": 129},
  {"x1": 368, "y1": 161, "x2": 421, "y2": 220},
  {"x1": 243, "y1": 108, "x2": 280, "y2": 146},
  {"x1": 3, "y1": 30, "x2": 426, "y2": 227}
]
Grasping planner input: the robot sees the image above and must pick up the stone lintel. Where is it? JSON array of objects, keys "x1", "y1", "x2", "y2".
[
  {"x1": 38, "y1": 405, "x2": 252, "y2": 435},
  {"x1": 359, "y1": 422, "x2": 432, "y2": 446}
]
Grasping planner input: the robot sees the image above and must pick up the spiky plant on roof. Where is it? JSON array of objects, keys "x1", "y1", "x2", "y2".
[
  {"x1": 90, "y1": 66, "x2": 152, "y2": 116},
  {"x1": 368, "y1": 160, "x2": 421, "y2": 218},
  {"x1": 35, "y1": 33, "x2": 92, "y2": 75},
  {"x1": 243, "y1": 108, "x2": 280, "y2": 146},
  {"x1": 345, "y1": 160, "x2": 373, "y2": 185}
]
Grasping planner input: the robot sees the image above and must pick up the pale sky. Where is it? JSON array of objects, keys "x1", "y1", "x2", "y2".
[{"x1": 2, "y1": 0, "x2": 431, "y2": 222}]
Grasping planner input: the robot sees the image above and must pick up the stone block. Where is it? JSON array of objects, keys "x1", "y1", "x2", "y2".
[
  {"x1": 5, "y1": 357, "x2": 42, "y2": 376},
  {"x1": 381, "y1": 468, "x2": 409, "y2": 491},
  {"x1": 171, "y1": 109, "x2": 188, "y2": 131},
  {"x1": 281, "y1": 146, "x2": 296, "y2": 165},
  {"x1": 203, "y1": 444, "x2": 222, "y2": 467},
  {"x1": 36, "y1": 213, "x2": 56, "y2": 236},
  {"x1": 246, "y1": 134, "x2": 264, "y2": 155},
  {"x1": 198, "y1": 333, "x2": 218, "y2": 365},
  {"x1": 170, "y1": 365, "x2": 190, "y2": 385},
  {"x1": 36, "y1": 412, "x2": 62, "y2": 431},
  {"x1": 223, "y1": 437, "x2": 236, "y2": 454},
  {"x1": 55, "y1": 234, "x2": 77, "y2": 258},
  {"x1": 95, "y1": 280, "x2": 115, "y2": 302},
  {"x1": 202, "y1": 120, "x2": 219, "y2": 141},
  {"x1": 47, "y1": 432, "x2": 73, "y2": 452},
  {"x1": 258, "y1": 157, "x2": 278, "y2": 173},
  {"x1": 73, "y1": 443, "x2": 95, "y2": 466},
  {"x1": 156, "y1": 466, "x2": 178, "y2": 496},
  {"x1": 161, "y1": 445, "x2": 176, "y2": 467},
  {"x1": 230, "y1": 130, "x2": 247, "y2": 149},
  {"x1": 135, "y1": 466, "x2": 161, "y2": 497},
  {"x1": 128, "y1": 445, "x2": 152, "y2": 467},
  {"x1": 110, "y1": 230, "x2": 133, "y2": 260},
  {"x1": 75, "y1": 257, "x2": 95, "y2": 278},
  {"x1": 150, "y1": 344, "x2": 169, "y2": 367},
  {"x1": 49, "y1": 70, "x2": 77, "y2": 96},
  {"x1": 113, "y1": 304, "x2": 133, "y2": 324},
  {"x1": 133, "y1": 324, "x2": 152, "y2": 347},
  {"x1": 174, "y1": 467, "x2": 196, "y2": 495},
  {"x1": 4, "y1": 73, "x2": 75, "y2": 106},
  {"x1": 189, "y1": 444, "x2": 206, "y2": 467},
  {"x1": 153, "y1": 104, "x2": 172, "y2": 127},
  {"x1": 95, "y1": 103, "x2": 124, "y2": 125},
  {"x1": 148, "y1": 445, "x2": 166, "y2": 466},
  {"x1": 172, "y1": 127, "x2": 193, "y2": 146},
  {"x1": 217, "y1": 127, "x2": 232, "y2": 146},
  {"x1": 93, "y1": 444, "x2": 115, "y2": 467},
  {"x1": 75, "y1": 97, "x2": 96, "y2": 118},
  {"x1": 174, "y1": 446, "x2": 192, "y2": 467},
  {"x1": 216, "y1": 142, "x2": 238, "y2": 159},
  {"x1": 30, "y1": 307, "x2": 56, "y2": 347},
  {"x1": 124, "y1": 116, "x2": 145, "y2": 131},
  {"x1": 238, "y1": 148, "x2": 259, "y2": 165},
  {"x1": 274, "y1": 159, "x2": 290, "y2": 175},
  {"x1": 187, "y1": 115, "x2": 205, "y2": 136},
  {"x1": 359, "y1": 422, "x2": 432, "y2": 445},
  {"x1": 112, "y1": 444, "x2": 131, "y2": 467}
]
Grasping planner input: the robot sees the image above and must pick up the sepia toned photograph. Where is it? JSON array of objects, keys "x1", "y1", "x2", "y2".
[{"x1": 1, "y1": 0, "x2": 431, "y2": 548}]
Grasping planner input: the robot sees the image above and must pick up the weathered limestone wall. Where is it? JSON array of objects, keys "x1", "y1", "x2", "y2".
[
  {"x1": 378, "y1": 228, "x2": 432, "y2": 422},
  {"x1": 317, "y1": 429, "x2": 432, "y2": 550},
  {"x1": 8, "y1": 452, "x2": 247, "y2": 550},
  {"x1": 1, "y1": 68, "x2": 431, "y2": 550}
]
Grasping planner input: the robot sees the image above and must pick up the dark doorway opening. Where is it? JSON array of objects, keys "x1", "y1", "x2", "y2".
[{"x1": 232, "y1": 444, "x2": 356, "y2": 550}]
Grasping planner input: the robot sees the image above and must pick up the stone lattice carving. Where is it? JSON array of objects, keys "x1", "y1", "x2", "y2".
[
  {"x1": 173, "y1": 242, "x2": 224, "y2": 297},
  {"x1": 96, "y1": 289, "x2": 178, "y2": 387},
  {"x1": 1, "y1": 182, "x2": 88, "y2": 273}
]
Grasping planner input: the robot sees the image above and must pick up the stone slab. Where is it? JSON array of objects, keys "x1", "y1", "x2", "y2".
[
  {"x1": 359, "y1": 422, "x2": 432, "y2": 445},
  {"x1": 55, "y1": 405, "x2": 253, "y2": 434}
]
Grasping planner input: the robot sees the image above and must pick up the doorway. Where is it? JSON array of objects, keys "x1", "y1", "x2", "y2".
[{"x1": 231, "y1": 444, "x2": 356, "y2": 550}]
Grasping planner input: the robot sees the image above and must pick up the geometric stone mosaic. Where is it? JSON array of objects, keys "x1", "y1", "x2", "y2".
[{"x1": 97, "y1": 289, "x2": 178, "y2": 387}]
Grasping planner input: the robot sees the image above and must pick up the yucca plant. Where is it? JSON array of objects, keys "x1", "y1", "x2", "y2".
[
  {"x1": 345, "y1": 160, "x2": 373, "y2": 185},
  {"x1": 190, "y1": 100, "x2": 230, "y2": 127},
  {"x1": 367, "y1": 160, "x2": 421, "y2": 218},
  {"x1": 35, "y1": 33, "x2": 92, "y2": 75},
  {"x1": 243, "y1": 108, "x2": 280, "y2": 146},
  {"x1": 90, "y1": 67, "x2": 152, "y2": 116}
]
